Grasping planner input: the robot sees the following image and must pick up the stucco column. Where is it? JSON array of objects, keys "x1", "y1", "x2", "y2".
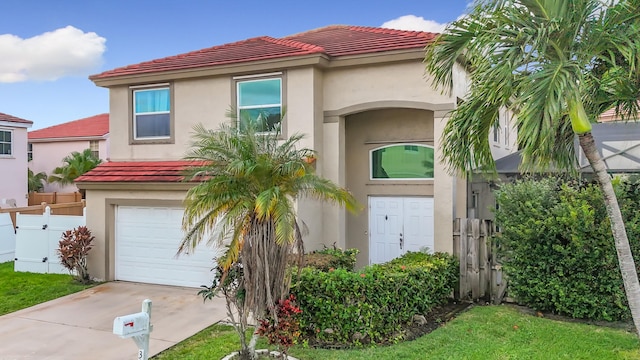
[
  {"x1": 433, "y1": 110, "x2": 454, "y2": 254},
  {"x1": 320, "y1": 115, "x2": 346, "y2": 250}
]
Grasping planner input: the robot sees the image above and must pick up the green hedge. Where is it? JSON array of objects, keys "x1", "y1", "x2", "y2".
[
  {"x1": 292, "y1": 251, "x2": 458, "y2": 346},
  {"x1": 303, "y1": 248, "x2": 359, "y2": 272},
  {"x1": 495, "y1": 177, "x2": 640, "y2": 321}
]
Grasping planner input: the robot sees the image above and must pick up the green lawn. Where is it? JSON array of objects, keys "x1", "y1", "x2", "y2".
[
  {"x1": 0, "y1": 261, "x2": 95, "y2": 316},
  {"x1": 154, "y1": 305, "x2": 640, "y2": 360}
]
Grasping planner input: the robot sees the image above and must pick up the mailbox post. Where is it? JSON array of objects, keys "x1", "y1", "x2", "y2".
[{"x1": 113, "y1": 299, "x2": 153, "y2": 360}]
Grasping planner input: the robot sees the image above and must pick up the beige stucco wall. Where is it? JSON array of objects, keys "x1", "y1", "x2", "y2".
[
  {"x1": 344, "y1": 108, "x2": 435, "y2": 266},
  {"x1": 286, "y1": 67, "x2": 326, "y2": 250},
  {"x1": 29, "y1": 139, "x2": 108, "y2": 193},
  {"x1": 319, "y1": 61, "x2": 467, "y2": 264},
  {"x1": 323, "y1": 62, "x2": 453, "y2": 111},
  {"x1": 0, "y1": 126, "x2": 29, "y2": 207},
  {"x1": 109, "y1": 77, "x2": 232, "y2": 161},
  {"x1": 91, "y1": 55, "x2": 473, "y2": 275}
]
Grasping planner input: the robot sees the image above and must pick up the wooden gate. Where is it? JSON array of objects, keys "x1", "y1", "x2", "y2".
[{"x1": 453, "y1": 218, "x2": 507, "y2": 304}]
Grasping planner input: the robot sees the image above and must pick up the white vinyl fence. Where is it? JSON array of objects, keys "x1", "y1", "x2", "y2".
[
  {"x1": 0, "y1": 213, "x2": 15, "y2": 263},
  {"x1": 14, "y1": 206, "x2": 86, "y2": 274}
]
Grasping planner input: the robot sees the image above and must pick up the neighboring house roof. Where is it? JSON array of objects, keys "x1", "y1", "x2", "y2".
[
  {"x1": 0, "y1": 112, "x2": 33, "y2": 126},
  {"x1": 599, "y1": 107, "x2": 620, "y2": 123},
  {"x1": 598, "y1": 103, "x2": 640, "y2": 122},
  {"x1": 90, "y1": 25, "x2": 437, "y2": 80},
  {"x1": 493, "y1": 122, "x2": 640, "y2": 174},
  {"x1": 493, "y1": 151, "x2": 524, "y2": 174},
  {"x1": 28, "y1": 113, "x2": 109, "y2": 142},
  {"x1": 75, "y1": 161, "x2": 203, "y2": 183}
]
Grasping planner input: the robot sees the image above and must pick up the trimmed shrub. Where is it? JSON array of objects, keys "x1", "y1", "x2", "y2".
[
  {"x1": 495, "y1": 177, "x2": 640, "y2": 321},
  {"x1": 292, "y1": 251, "x2": 458, "y2": 346},
  {"x1": 57, "y1": 226, "x2": 94, "y2": 284},
  {"x1": 303, "y1": 247, "x2": 359, "y2": 272}
]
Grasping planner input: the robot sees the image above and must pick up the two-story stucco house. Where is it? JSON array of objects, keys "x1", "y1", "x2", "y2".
[
  {"x1": 0, "y1": 112, "x2": 33, "y2": 208},
  {"x1": 77, "y1": 25, "x2": 501, "y2": 287},
  {"x1": 28, "y1": 113, "x2": 109, "y2": 193}
]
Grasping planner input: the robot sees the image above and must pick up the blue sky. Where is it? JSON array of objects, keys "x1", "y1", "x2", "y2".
[{"x1": 0, "y1": 0, "x2": 471, "y2": 130}]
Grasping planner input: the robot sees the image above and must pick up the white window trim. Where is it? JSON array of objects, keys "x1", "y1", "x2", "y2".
[
  {"x1": 236, "y1": 77, "x2": 283, "y2": 135},
  {"x1": 133, "y1": 87, "x2": 171, "y2": 140},
  {"x1": 0, "y1": 129, "x2": 13, "y2": 158},
  {"x1": 369, "y1": 143, "x2": 435, "y2": 181}
]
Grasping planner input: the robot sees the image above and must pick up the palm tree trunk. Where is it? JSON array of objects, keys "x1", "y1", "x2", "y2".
[{"x1": 579, "y1": 132, "x2": 640, "y2": 336}]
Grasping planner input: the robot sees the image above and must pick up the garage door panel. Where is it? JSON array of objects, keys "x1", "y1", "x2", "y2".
[{"x1": 116, "y1": 206, "x2": 217, "y2": 288}]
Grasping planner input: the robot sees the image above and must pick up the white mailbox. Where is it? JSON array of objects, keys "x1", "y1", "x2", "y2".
[{"x1": 113, "y1": 312, "x2": 150, "y2": 338}]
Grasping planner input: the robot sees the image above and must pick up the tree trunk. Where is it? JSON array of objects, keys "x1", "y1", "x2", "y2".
[{"x1": 579, "y1": 132, "x2": 640, "y2": 336}]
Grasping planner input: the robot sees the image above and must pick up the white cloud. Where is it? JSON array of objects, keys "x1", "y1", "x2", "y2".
[
  {"x1": 0, "y1": 26, "x2": 106, "y2": 83},
  {"x1": 381, "y1": 15, "x2": 447, "y2": 33}
]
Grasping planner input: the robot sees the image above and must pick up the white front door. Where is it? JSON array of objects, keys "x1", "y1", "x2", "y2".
[
  {"x1": 369, "y1": 197, "x2": 434, "y2": 264},
  {"x1": 115, "y1": 206, "x2": 218, "y2": 288}
]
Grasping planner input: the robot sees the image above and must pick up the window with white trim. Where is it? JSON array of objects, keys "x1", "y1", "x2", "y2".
[
  {"x1": 27, "y1": 143, "x2": 32, "y2": 161},
  {"x1": 0, "y1": 130, "x2": 12, "y2": 156},
  {"x1": 133, "y1": 86, "x2": 171, "y2": 139},
  {"x1": 90, "y1": 140, "x2": 99, "y2": 158},
  {"x1": 236, "y1": 77, "x2": 282, "y2": 134},
  {"x1": 370, "y1": 144, "x2": 434, "y2": 180}
]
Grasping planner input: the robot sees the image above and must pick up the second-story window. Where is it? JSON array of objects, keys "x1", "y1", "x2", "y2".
[
  {"x1": 0, "y1": 130, "x2": 12, "y2": 156},
  {"x1": 90, "y1": 140, "x2": 99, "y2": 158},
  {"x1": 133, "y1": 86, "x2": 171, "y2": 140},
  {"x1": 27, "y1": 143, "x2": 32, "y2": 161},
  {"x1": 236, "y1": 76, "x2": 282, "y2": 134}
]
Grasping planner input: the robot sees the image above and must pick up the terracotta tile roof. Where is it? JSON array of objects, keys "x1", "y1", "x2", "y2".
[
  {"x1": 75, "y1": 161, "x2": 206, "y2": 183},
  {"x1": 91, "y1": 25, "x2": 437, "y2": 80},
  {"x1": 29, "y1": 113, "x2": 109, "y2": 140},
  {"x1": 598, "y1": 104, "x2": 640, "y2": 123},
  {"x1": 0, "y1": 112, "x2": 34, "y2": 125},
  {"x1": 285, "y1": 25, "x2": 436, "y2": 57}
]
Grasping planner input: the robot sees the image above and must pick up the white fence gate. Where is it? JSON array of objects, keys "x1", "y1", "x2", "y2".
[
  {"x1": 14, "y1": 207, "x2": 86, "y2": 274},
  {"x1": 0, "y1": 213, "x2": 15, "y2": 263}
]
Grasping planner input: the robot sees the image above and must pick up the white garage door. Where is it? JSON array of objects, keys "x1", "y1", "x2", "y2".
[{"x1": 115, "y1": 206, "x2": 218, "y2": 288}]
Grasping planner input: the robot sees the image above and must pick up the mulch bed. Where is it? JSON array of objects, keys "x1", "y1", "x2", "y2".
[{"x1": 401, "y1": 300, "x2": 473, "y2": 342}]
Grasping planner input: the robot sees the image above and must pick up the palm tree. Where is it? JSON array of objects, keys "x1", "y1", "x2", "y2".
[
  {"x1": 425, "y1": 0, "x2": 640, "y2": 335},
  {"x1": 179, "y1": 122, "x2": 359, "y2": 358},
  {"x1": 48, "y1": 149, "x2": 102, "y2": 188},
  {"x1": 27, "y1": 168, "x2": 47, "y2": 193}
]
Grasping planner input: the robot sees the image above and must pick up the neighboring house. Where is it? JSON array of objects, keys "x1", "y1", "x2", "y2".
[
  {"x1": 0, "y1": 112, "x2": 33, "y2": 208},
  {"x1": 76, "y1": 25, "x2": 516, "y2": 287},
  {"x1": 469, "y1": 120, "x2": 640, "y2": 221},
  {"x1": 28, "y1": 114, "x2": 109, "y2": 193}
]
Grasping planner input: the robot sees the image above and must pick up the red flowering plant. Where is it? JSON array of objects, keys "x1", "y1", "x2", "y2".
[{"x1": 257, "y1": 294, "x2": 303, "y2": 358}]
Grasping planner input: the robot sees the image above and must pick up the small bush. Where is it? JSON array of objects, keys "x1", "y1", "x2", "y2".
[
  {"x1": 304, "y1": 247, "x2": 359, "y2": 272},
  {"x1": 495, "y1": 177, "x2": 640, "y2": 321},
  {"x1": 257, "y1": 294, "x2": 302, "y2": 358},
  {"x1": 57, "y1": 226, "x2": 94, "y2": 284},
  {"x1": 292, "y1": 251, "x2": 458, "y2": 346}
]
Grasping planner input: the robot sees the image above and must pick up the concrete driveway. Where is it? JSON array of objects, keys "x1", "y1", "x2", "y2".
[{"x1": 0, "y1": 281, "x2": 228, "y2": 360}]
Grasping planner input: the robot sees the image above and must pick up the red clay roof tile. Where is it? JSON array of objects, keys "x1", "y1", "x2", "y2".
[
  {"x1": 285, "y1": 25, "x2": 436, "y2": 57},
  {"x1": 28, "y1": 114, "x2": 109, "y2": 140},
  {"x1": 0, "y1": 112, "x2": 34, "y2": 125},
  {"x1": 91, "y1": 25, "x2": 437, "y2": 80},
  {"x1": 75, "y1": 161, "x2": 206, "y2": 183},
  {"x1": 91, "y1": 36, "x2": 326, "y2": 80}
]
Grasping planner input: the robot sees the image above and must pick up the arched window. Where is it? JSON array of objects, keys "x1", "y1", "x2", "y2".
[{"x1": 370, "y1": 144, "x2": 434, "y2": 180}]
